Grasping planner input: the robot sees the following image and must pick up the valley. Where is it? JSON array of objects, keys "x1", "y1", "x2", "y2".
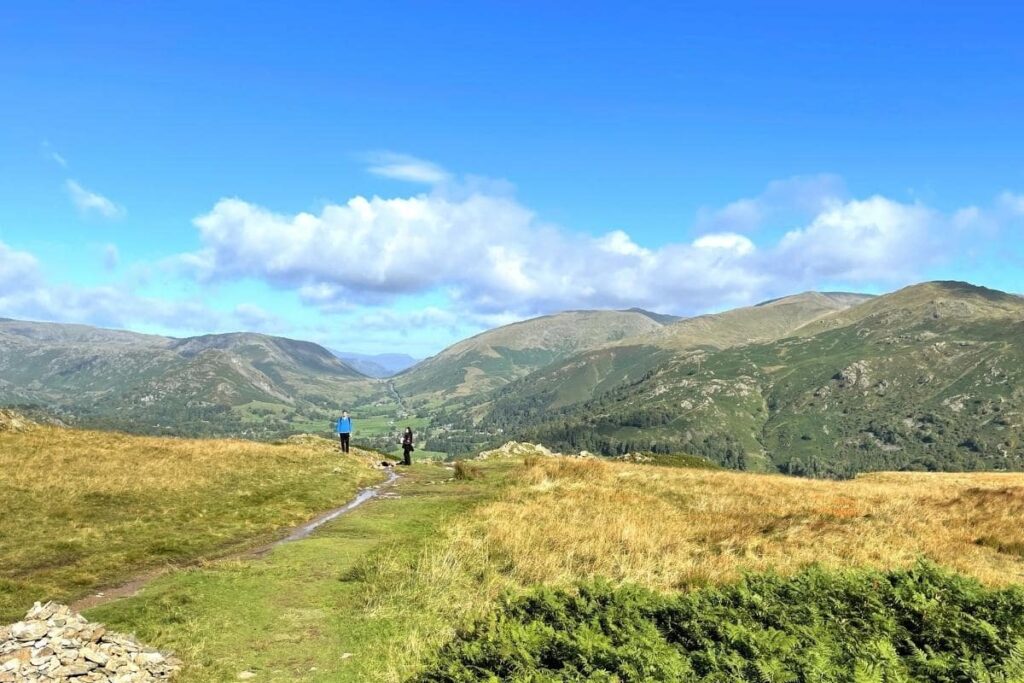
[{"x1": 3, "y1": 281, "x2": 1023, "y2": 478}]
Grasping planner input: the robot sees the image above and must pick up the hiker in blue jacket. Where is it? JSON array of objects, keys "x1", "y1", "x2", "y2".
[{"x1": 336, "y1": 411, "x2": 352, "y2": 453}]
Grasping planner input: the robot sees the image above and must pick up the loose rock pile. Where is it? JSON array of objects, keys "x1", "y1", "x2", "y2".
[{"x1": 0, "y1": 602, "x2": 179, "y2": 682}]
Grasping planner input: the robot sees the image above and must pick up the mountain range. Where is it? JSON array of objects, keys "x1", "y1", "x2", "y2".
[
  {"x1": 430, "y1": 282, "x2": 1024, "y2": 477},
  {"x1": 0, "y1": 320, "x2": 383, "y2": 438},
  {"x1": 3, "y1": 281, "x2": 1023, "y2": 477}
]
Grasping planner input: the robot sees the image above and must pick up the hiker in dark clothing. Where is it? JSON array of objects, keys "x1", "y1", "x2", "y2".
[
  {"x1": 401, "y1": 427, "x2": 414, "y2": 466},
  {"x1": 336, "y1": 411, "x2": 352, "y2": 453}
]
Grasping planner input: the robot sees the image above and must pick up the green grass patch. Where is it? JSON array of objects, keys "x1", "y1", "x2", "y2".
[
  {"x1": 87, "y1": 460, "x2": 519, "y2": 682},
  {"x1": 416, "y1": 562, "x2": 1024, "y2": 682},
  {"x1": 0, "y1": 426, "x2": 382, "y2": 622}
]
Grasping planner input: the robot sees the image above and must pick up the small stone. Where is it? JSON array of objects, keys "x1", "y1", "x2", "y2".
[
  {"x1": 53, "y1": 662, "x2": 95, "y2": 677},
  {"x1": 238, "y1": 671, "x2": 258, "y2": 679},
  {"x1": 81, "y1": 648, "x2": 108, "y2": 666}
]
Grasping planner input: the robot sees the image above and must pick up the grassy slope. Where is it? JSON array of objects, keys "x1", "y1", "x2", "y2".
[
  {"x1": 87, "y1": 461, "x2": 519, "y2": 682},
  {"x1": 65, "y1": 449, "x2": 1024, "y2": 681},
  {"x1": 439, "y1": 292, "x2": 873, "y2": 456},
  {"x1": 0, "y1": 425, "x2": 382, "y2": 621},
  {"x1": 394, "y1": 310, "x2": 665, "y2": 405}
]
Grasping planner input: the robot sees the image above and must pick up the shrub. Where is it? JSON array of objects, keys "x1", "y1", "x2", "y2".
[{"x1": 414, "y1": 562, "x2": 1024, "y2": 682}]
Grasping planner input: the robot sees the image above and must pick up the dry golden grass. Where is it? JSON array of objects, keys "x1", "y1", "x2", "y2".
[
  {"x1": 459, "y1": 457, "x2": 1024, "y2": 589},
  {"x1": 348, "y1": 456, "x2": 1024, "y2": 681},
  {"x1": 0, "y1": 424, "x2": 381, "y2": 620}
]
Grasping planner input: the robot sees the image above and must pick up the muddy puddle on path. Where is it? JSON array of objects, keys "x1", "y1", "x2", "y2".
[{"x1": 71, "y1": 469, "x2": 402, "y2": 612}]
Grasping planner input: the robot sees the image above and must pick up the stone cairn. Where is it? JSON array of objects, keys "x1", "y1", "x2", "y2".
[{"x1": 0, "y1": 602, "x2": 179, "y2": 682}]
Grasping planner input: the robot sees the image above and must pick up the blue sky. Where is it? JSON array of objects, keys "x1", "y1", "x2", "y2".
[{"x1": 1, "y1": 2, "x2": 1022, "y2": 356}]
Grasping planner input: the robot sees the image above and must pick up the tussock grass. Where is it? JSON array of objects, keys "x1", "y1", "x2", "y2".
[
  {"x1": 0, "y1": 425, "x2": 381, "y2": 621},
  {"x1": 357, "y1": 455, "x2": 1024, "y2": 679},
  {"x1": 453, "y1": 460, "x2": 482, "y2": 480},
  {"x1": 448, "y1": 456, "x2": 1024, "y2": 590}
]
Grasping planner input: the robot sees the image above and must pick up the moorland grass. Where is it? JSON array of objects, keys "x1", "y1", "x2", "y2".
[
  {"x1": 289, "y1": 453, "x2": 1024, "y2": 679},
  {"x1": 10, "y1": 440, "x2": 1024, "y2": 681},
  {"x1": 0, "y1": 425, "x2": 382, "y2": 621},
  {"x1": 413, "y1": 455, "x2": 1024, "y2": 593}
]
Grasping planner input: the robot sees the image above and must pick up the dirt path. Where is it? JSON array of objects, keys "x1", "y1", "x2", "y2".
[{"x1": 71, "y1": 470, "x2": 401, "y2": 612}]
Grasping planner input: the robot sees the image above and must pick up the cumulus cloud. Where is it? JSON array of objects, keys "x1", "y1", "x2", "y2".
[
  {"x1": 365, "y1": 152, "x2": 451, "y2": 185},
  {"x1": 66, "y1": 180, "x2": 125, "y2": 219},
  {"x1": 775, "y1": 197, "x2": 939, "y2": 282},
  {"x1": 180, "y1": 180, "x2": 952, "y2": 318}
]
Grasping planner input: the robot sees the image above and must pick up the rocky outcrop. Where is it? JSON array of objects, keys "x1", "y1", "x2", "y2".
[
  {"x1": 0, "y1": 410, "x2": 33, "y2": 433},
  {"x1": 476, "y1": 441, "x2": 600, "y2": 460},
  {"x1": 0, "y1": 602, "x2": 179, "y2": 682}
]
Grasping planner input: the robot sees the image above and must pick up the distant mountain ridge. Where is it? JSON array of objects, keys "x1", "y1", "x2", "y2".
[
  {"x1": 0, "y1": 320, "x2": 377, "y2": 438},
  {"x1": 419, "y1": 291, "x2": 873, "y2": 430},
  {"x1": 331, "y1": 350, "x2": 420, "y2": 378},
  {"x1": 393, "y1": 308, "x2": 671, "y2": 403},
  {"x1": 466, "y1": 282, "x2": 1024, "y2": 477}
]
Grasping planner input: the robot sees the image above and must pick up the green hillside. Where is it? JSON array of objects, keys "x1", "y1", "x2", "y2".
[
  {"x1": 394, "y1": 309, "x2": 669, "y2": 406},
  {"x1": 434, "y1": 291, "x2": 871, "y2": 453},
  {"x1": 476, "y1": 282, "x2": 1024, "y2": 476},
  {"x1": 0, "y1": 320, "x2": 389, "y2": 438}
]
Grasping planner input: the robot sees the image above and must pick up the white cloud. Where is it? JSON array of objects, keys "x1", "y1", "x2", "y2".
[
  {"x1": 366, "y1": 152, "x2": 451, "y2": 185},
  {"x1": 998, "y1": 192, "x2": 1024, "y2": 216},
  {"x1": 696, "y1": 174, "x2": 847, "y2": 233},
  {"x1": 775, "y1": 196, "x2": 939, "y2": 282},
  {"x1": 355, "y1": 306, "x2": 459, "y2": 333},
  {"x1": 0, "y1": 242, "x2": 43, "y2": 292},
  {"x1": 693, "y1": 232, "x2": 756, "y2": 256},
  {"x1": 598, "y1": 230, "x2": 651, "y2": 256},
  {"x1": 233, "y1": 303, "x2": 287, "y2": 332},
  {"x1": 0, "y1": 240, "x2": 220, "y2": 333},
  {"x1": 66, "y1": 180, "x2": 125, "y2": 219},
  {"x1": 184, "y1": 185, "x2": 931, "y2": 317}
]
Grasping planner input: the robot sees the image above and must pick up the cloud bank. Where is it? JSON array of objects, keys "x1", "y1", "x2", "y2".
[
  {"x1": 5, "y1": 157, "x2": 1021, "y2": 353},
  {"x1": 180, "y1": 175, "x2": 973, "y2": 318}
]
